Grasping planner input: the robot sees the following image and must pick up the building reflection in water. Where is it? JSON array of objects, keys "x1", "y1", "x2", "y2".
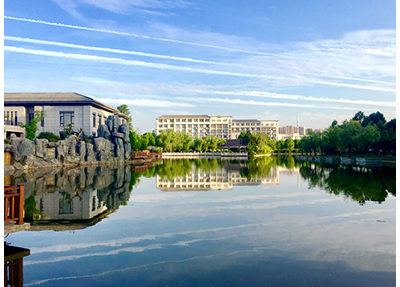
[
  {"x1": 156, "y1": 159, "x2": 298, "y2": 191},
  {"x1": 7, "y1": 164, "x2": 139, "y2": 231}
]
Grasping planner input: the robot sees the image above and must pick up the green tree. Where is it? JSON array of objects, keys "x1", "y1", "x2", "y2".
[
  {"x1": 361, "y1": 111, "x2": 386, "y2": 127},
  {"x1": 284, "y1": 138, "x2": 295, "y2": 153},
  {"x1": 338, "y1": 120, "x2": 362, "y2": 156},
  {"x1": 352, "y1": 111, "x2": 365, "y2": 122},
  {"x1": 354, "y1": 124, "x2": 380, "y2": 154},
  {"x1": 117, "y1": 104, "x2": 133, "y2": 131},
  {"x1": 21, "y1": 111, "x2": 46, "y2": 140},
  {"x1": 322, "y1": 125, "x2": 342, "y2": 155}
]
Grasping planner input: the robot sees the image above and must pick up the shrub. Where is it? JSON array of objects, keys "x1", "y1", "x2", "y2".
[
  {"x1": 38, "y1": 132, "x2": 60, "y2": 142},
  {"x1": 4, "y1": 138, "x2": 10, "y2": 144}
]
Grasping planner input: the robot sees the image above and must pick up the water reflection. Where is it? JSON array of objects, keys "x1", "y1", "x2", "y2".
[
  {"x1": 156, "y1": 158, "x2": 281, "y2": 191},
  {"x1": 6, "y1": 157, "x2": 396, "y2": 286},
  {"x1": 298, "y1": 161, "x2": 396, "y2": 204},
  {"x1": 9, "y1": 165, "x2": 136, "y2": 230},
  {"x1": 7, "y1": 157, "x2": 395, "y2": 230}
]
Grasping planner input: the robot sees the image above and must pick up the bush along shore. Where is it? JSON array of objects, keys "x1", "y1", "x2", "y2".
[{"x1": 4, "y1": 115, "x2": 132, "y2": 173}]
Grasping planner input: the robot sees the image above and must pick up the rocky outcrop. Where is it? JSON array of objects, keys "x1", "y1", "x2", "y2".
[{"x1": 5, "y1": 114, "x2": 132, "y2": 170}]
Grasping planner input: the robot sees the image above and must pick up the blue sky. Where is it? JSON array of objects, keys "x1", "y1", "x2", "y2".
[{"x1": 4, "y1": 0, "x2": 396, "y2": 133}]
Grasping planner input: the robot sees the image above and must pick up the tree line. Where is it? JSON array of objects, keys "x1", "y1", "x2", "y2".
[{"x1": 298, "y1": 111, "x2": 396, "y2": 156}]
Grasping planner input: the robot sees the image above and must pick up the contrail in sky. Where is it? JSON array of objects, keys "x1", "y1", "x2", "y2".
[
  {"x1": 4, "y1": 36, "x2": 217, "y2": 64},
  {"x1": 4, "y1": 16, "x2": 282, "y2": 57},
  {"x1": 5, "y1": 16, "x2": 396, "y2": 88},
  {"x1": 5, "y1": 46, "x2": 396, "y2": 93}
]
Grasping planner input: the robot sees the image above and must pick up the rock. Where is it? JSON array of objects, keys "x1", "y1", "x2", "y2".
[
  {"x1": 47, "y1": 141, "x2": 60, "y2": 148},
  {"x1": 118, "y1": 123, "x2": 130, "y2": 143},
  {"x1": 4, "y1": 144, "x2": 15, "y2": 152},
  {"x1": 64, "y1": 156, "x2": 81, "y2": 165},
  {"x1": 106, "y1": 116, "x2": 114, "y2": 133},
  {"x1": 65, "y1": 136, "x2": 77, "y2": 156},
  {"x1": 56, "y1": 141, "x2": 65, "y2": 161},
  {"x1": 112, "y1": 132, "x2": 125, "y2": 140},
  {"x1": 76, "y1": 141, "x2": 86, "y2": 162},
  {"x1": 96, "y1": 151, "x2": 109, "y2": 161},
  {"x1": 93, "y1": 137, "x2": 112, "y2": 152},
  {"x1": 97, "y1": 124, "x2": 111, "y2": 139},
  {"x1": 4, "y1": 165, "x2": 15, "y2": 174},
  {"x1": 124, "y1": 143, "x2": 131, "y2": 160},
  {"x1": 17, "y1": 139, "x2": 35, "y2": 158},
  {"x1": 114, "y1": 138, "x2": 124, "y2": 159},
  {"x1": 86, "y1": 143, "x2": 96, "y2": 162},
  {"x1": 22, "y1": 155, "x2": 36, "y2": 167},
  {"x1": 13, "y1": 162, "x2": 25, "y2": 170},
  {"x1": 34, "y1": 139, "x2": 48, "y2": 158},
  {"x1": 10, "y1": 134, "x2": 23, "y2": 146}
]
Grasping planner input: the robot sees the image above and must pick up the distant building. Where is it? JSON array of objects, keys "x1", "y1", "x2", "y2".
[
  {"x1": 156, "y1": 115, "x2": 279, "y2": 140},
  {"x1": 276, "y1": 133, "x2": 301, "y2": 141},
  {"x1": 231, "y1": 119, "x2": 279, "y2": 140},
  {"x1": 279, "y1": 125, "x2": 298, "y2": 134},
  {"x1": 4, "y1": 92, "x2": 129, "y2": 138},
  {"x1": 298, "y1": 126, "x2": 306, "y2": 136}
]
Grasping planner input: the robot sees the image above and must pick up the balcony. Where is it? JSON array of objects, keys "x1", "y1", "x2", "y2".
[{"x1": 4, "y1": 120, "x2": 23, "y2": 126}]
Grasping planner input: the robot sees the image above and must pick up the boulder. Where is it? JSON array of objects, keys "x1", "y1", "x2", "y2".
[
  {"x1": 64, "y1": 136, "x2": 77, "y2": 156},
  {"x1": 124, "y1": 143, "x2": 131, "y2": 160},
  {"x1": 85, "y1": 143, "x2": 96, "y2": 163},
  {"x1": 17, "y1": 139, "x2": 35, "y2": 158},
  {"x1": 106, "y1": 116, "x2": 114, "y2": 133},
  {"x1": 93, "y1": 137, "x2": 113, "y2": 152},
  {"x1": 76, "y1": 141, "x2": 86, "y2": 162},
  {"x1": 118, "y1": 123, "x2": 130, "y2": 143},
  {"x1": 34, "y1": 139, "x2": 48, "y2": 158},
  {"x1": 97, "y1": 124, "x2": 111, "y2": 139},
  {"x1": 9, "y1": 134, "x2": 23, "y2": 146},
  {"x1": 106, "y1": 114, "x2": 121, "y2": 133},
  {"x1": 114, "y1": 138, "x2": 124, "y2": 159}
]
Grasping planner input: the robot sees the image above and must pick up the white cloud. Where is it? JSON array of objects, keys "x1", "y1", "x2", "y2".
[{"x1": 96, "y1": 97, "x2": 193, "y2": 108}]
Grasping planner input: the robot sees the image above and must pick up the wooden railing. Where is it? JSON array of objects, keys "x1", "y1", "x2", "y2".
[
  {"x1": 4, "y1": 185, "x2": 24, "y2": 225},
  {"x1": 4, "y1": 245, "x2": 30, "y2": 287}
]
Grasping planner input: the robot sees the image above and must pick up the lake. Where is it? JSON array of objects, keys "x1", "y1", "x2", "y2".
[{"x1": 5, "y1": 157, "x2": 396, "y2": 286}]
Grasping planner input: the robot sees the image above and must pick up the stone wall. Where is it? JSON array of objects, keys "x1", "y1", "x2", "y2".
[{"x1": 4, "y1": 115, "x2": 132, "y2": 172}]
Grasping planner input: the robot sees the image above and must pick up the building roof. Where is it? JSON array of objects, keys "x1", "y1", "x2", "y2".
[
  {"x1": 4, "y1": 92, "x2": 129, "y2": 119},
  {"x1": 157, "y1": 115, "x2": 210, "y2": 119},
  {"x1": 233, "y1": 119, "x2": 279, "y2": 122},
  {"x1": 157, "y1": 115, "x2": 233, "y2": 119}
]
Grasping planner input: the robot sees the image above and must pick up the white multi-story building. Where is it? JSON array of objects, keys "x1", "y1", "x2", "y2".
[
  {"x1": 156, "y1": 115, "x2": 233, "y2": 139},
  {"x1": 156, "y1": 115, "x2": 279, "y2": 140},
  {"x1": 231, "y1": 119, "x2": 279, "y2": 140},
  {"x1": 4, "y1": 92, "x2": 129, "y2": 138}
]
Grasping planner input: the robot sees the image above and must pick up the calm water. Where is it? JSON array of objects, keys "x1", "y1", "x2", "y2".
[{"x1": 6, "y1": 157, "x2": 396, "y2": 286}]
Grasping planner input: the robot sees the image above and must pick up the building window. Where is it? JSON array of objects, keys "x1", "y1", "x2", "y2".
[
  {"x1": 59, "y1": 196, "x2": 73, "y2": 214},
  {"x1": 28, "y1": 112, "x2": 35, "y2": 124},
  {"x1": 60, "y1": 111, "x2": 74, "y2": 127},
  {"x1": 176, "y1": 119, "x2": 180, "y2": 122},
  {"x1": 92, "y1": 196, "x2": 96, "y2": 211},
  {"x1": 93, "y1": 113, "x2": 96, "y2": 127},
  {"x1": 98, "y1": 114, "x2": 102, "y2": 126},
  {"x1": 182, "y1": 119, "x2": 186, "y2": 122}
]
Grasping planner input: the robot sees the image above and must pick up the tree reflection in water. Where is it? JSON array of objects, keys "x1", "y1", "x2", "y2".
[
  {"x1": 8, "y1": 157, "x2": 395, "y2": 228},
  {"x1": 298, "y1": 161, "x2": 396, "y2": 204}
]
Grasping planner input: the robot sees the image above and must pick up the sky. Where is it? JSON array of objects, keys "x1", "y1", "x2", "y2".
[{"x1": 3, "y1": 0, "x2": 396, "y2": 133}]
